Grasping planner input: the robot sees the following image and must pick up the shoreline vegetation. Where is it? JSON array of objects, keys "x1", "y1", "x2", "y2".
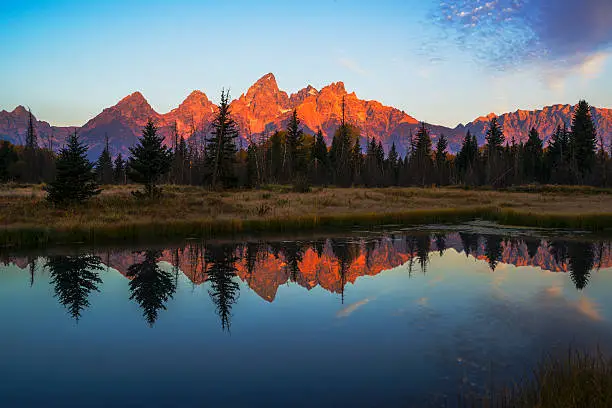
[
  {"x1": 465, "y1": 349, "x2": 612, "y2": 408},
  {"x1": 3, "y1": 184, "x2": 612, "y2": 249}
]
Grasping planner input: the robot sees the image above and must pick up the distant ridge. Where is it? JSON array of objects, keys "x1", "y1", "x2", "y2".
[{"x1": 1, "y1": 73, "x2": 610, "y2": 158}]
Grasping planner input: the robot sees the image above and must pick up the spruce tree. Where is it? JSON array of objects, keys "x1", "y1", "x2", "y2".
[
  {"x1": 113, "y1": 153, "x2": 126, "y2": 184},
  {"x1": 570, "y1": 100, "x2": 597, "y2": 182},
  {"x1": 45, "y1": 131, "x2": 101, "y2": 205},
  {"x1": 485, "y1": 117, "x2": 504, "y2": 186},
  {"x1": 435, "y1": 134, "x2": 449, "y2": 185},
  {"x1": 206, "y1": 90, "x2": 239, "y2": 189},
  {"x1": 286, "y1": 109, "x2": 305, "y2": 180},
  {"x1": 523, "y1": 127, "x2": 543, "y2": 182},
  {"x1": 386, "y1": 141, "x2": 399, "y2": 185},
  {"x1": 311, "y1": 129, "x2": 329, "y2": 184},
  {"x1": 96, "y1": 134, "x2": 113, "y2": 184},
  {"x1": 128, "y1": 119, "x2": 172, "y2": 197},
  {"x1": 413, "y1": 122, "x2": 434, "y2": 186},
  {"x1": 24, "y1": 108, "x2": 39, "y2": 183},
  {"x1": 0, "y1": 141, "x2": 18, "y2": 182}
]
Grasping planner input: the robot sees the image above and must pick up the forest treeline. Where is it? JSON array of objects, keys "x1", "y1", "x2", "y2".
[{"x1": 0, "y1": 94, "x2": 607, "y2": 204}]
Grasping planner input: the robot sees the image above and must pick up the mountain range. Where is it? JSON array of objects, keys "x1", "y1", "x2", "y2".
[{"x1": 1, "y1": 73, "x2": 611, "y2": 159}]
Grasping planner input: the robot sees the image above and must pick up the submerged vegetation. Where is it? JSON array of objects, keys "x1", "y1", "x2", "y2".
[{"x1": 3, "y1": 184, "x2": 612, "y2": 248}]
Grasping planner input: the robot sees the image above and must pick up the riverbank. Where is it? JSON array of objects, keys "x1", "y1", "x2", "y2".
[{"x1": 2, "y1": 184, "x2": 612, "y2": 248}]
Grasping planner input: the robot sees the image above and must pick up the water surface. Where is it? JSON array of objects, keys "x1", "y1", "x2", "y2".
[{"x1": 1, "y1": 226, "x2": 612, "y2": 407}]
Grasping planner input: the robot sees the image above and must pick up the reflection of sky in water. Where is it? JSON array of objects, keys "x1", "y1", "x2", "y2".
[{"x1": 1, "y1": 247, "x2": 612, "y2": 407}]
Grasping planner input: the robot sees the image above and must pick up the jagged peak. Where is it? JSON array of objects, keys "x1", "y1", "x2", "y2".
[
  {"x1": 320, "y1": 81, "x2": 347, "y2": 95},
  {"x1": 117, "y1": 91, "x2": 148, "y2": 105},
  {"x1": 182, "y1": 90, "x2": 210, "y2": 103},
  {"x1": 12, "y1": 105, "x2": 28, "y2": 115},
  {"x1": 251, "y1": 72, "x2": 279, "y2": 89}
]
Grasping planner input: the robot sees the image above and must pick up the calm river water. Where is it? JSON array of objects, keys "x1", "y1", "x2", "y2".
[{"x1": 1, "y1": 225, "x2": 611, "y2": 407}]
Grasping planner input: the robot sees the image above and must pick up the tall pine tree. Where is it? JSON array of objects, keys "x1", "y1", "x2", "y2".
[
  {"x1": 96, "y1": 134, "x2": 113, "y2": 184},
  {"x1": 570, "y1": 100, "x2": 597, "y2": 182},
  {"x1": 128, "y1": 119, "x2": 172, "y2": 197},
  {"x1": 45, "y1": 131, "x2": 101, "y2": 205},
  {"x1": 206, "y1": 90, "x2": 239, "y2": 189}
]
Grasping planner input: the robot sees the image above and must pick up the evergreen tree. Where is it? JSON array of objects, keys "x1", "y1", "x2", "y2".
[
  {"x1": 45, "y1": 131, "x2": 101, "y2": 205},
  {"x1": 0, "y1": 141, "x2": 18, "y2": 182},
  {"x1": 95, "y1": 134, "x2": 113, "y2": 184},
  {"x1": 386, "y1": 141, "x2": 399, "y2": 185},
  {"x1": 206, "y1": 90, "x2": 239, "y2": 189},
  {"x1": 546, "y1": 124, "x2": 570, "y2": 183},
  {"x1": 485, "y1": 117, "x2": 505, "y2": 186},
  {"x1": 113, "y1": 153, "x2": 126, "y2": 184},
  {"x1": 128, "y1": 119, "x2": 172, "y2": 197},
  {"x1": 522, "y1": 127, "x2": 543, "y2": 182},
  {"x1": 413, "y1": 122, "x2": 433, "y2": 186},
  {"x1": 351, "y1": 136, "x2": 363, "y2": 184},
  {"x1": 434, "y1": 134, "x2": 449, "y2": 185},
  {"x1": 311, "y1": 129, "x2": 329, "y2": 184},
  {"x1": 329, "y1": 96, "x2": 354, "y2": 187},
  {"x1": 24, "y1": 108, "x2": 39, "y2": 183},
  {"x1": 286, "y1": 109, "x2": 305, "y2": 180},
  {"x1": 246, "y1": 141, "x2": 259, "y2": 187},
  {"x1": 570, "y1": 100, "x2": 597, "y2": 182}
]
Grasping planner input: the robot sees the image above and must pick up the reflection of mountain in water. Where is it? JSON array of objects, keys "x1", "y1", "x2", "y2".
[{"x1": 2, "y1": 233, "x2": 610, "y2": 305}]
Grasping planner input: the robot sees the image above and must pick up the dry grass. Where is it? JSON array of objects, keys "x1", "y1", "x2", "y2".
[
  {"x1": 2, "y1": 184, "x2": 612, "y2": 247},
  {"x1": 464, "y1": 349, "x2": 612, "y2": 408}
]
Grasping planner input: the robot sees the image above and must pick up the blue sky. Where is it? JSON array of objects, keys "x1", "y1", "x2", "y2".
[{"x1": 1, "y1": 0, "x2": 611, "y2": 127}]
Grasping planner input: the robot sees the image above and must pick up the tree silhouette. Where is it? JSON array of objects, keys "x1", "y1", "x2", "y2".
[
  {"x1": 415, "y1": 234, "x2": 431, "y2": 274},
  {"x1": 205, "y1": 244, "x2": 240, "y2": 332},
  {"x1": 434, "y1": 233, "x2": 447, "y2": 257},
  {"x1": 46, "y1": 254, "x2": 103, "y2": 321},
  {"x1": 459, "y1": 232, "x2": 479, "y2": 258},
  {"x1": 127, "y1": 250, "x2": 177, "y2": 326},
  {"x1": 525, "y1": 238, "x2": 541, "y2": 259},
  {"x1": 128, "y1": 119, "x2": 172, "y2": 197},
  {"x1": 283, "y1": 241, "x2": 304, "y2": 283},
  {"x1": 45, "y1": 131, "x2": 101, "y2": 205},
  {"x1": 567, "y1": 241, "x2": 594, "y2": 290},
  {"x1": 484, "y1": 234, "x2": 503, "y2": 271},
  {"x1": 206, "y1": 90, "x2": 239, "y2": 189}
]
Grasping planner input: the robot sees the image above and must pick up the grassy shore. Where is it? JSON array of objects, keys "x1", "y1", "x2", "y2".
[
  {"x1": 2, "y1": 183, "x2": 612, "y2": 247},
  {"x1": 465, "y1": 349, "x2": 612, "y2": 408}
]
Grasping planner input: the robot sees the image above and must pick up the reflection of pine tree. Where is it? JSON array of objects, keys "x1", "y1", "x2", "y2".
[
  {"x1": 525, "y1": 238, "x2": 541, "y2": 259},
  {"x1": 205, "y1": 245, "x2": 240, "y2": 332},
  {"x1": 330, "y1": 240, "x2": 359, "y2": 304},
  {"x1": 434, "y1": 233, "x2": 446, "y2": 257},
  {"x1": 549, "y1": 240, "x2": 569, "y2": 266},
  {"x1": 484, "y1": 235, "x2": 503, "y2": 271},
  {"x1": 416, "y1": 234, "x2": 431, "y2": 274},
  {"x1": 46, "y1": 254, "x2": 103, "y2": 321},
  {"x1": 459, "y1": 232, "x2": 479, "y2": 257},
  {"x1": 283, "y1": 241, "x2": 303, "y2": 283},
  {"x1": 567, "y1": 241, "x2": 594, "y2": 290},
  {"x1": 127, "y1": 251, "x2": 176, "y2": 327}
]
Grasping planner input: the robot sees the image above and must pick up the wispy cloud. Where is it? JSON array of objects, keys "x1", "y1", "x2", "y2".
[{"x1": 337, "y1": 57, "x2": 368, "y2": 76}]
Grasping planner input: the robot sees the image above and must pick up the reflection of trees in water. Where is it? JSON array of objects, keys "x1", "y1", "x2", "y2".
[
  {"x1": 434, "y1": 233, "x2": 446, "y2": 257},
  {"x1": 330, "y1": 239, "x2": 360, "y2": 304},
  {"x1": 205, "y1": 244, "x2": 240, "y2": 332},
  {"x1": 484, "y1": 235, "x2": 503, "y2": 271},
  {"x1": 567, "y1": 241, "x2": 594, "y2": 290},
  {"x1": 416, "y1": 234, "x2": 431, "y2": 274},
  {"x1": 459, "y1": 232, "x2": 479, "y2": 258},
  {"x1": 525, "y1": 238, "x2": 541, "y2": 259},
  {"x1": 283, "y1": 241, "x2": 304, "y2": 283},
  {"x1": 127, "y1": 250, "x2": 177, "y2": 327},
  {"x1": 46, "y1": 254, "x2": 103, "y2": 321}
]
